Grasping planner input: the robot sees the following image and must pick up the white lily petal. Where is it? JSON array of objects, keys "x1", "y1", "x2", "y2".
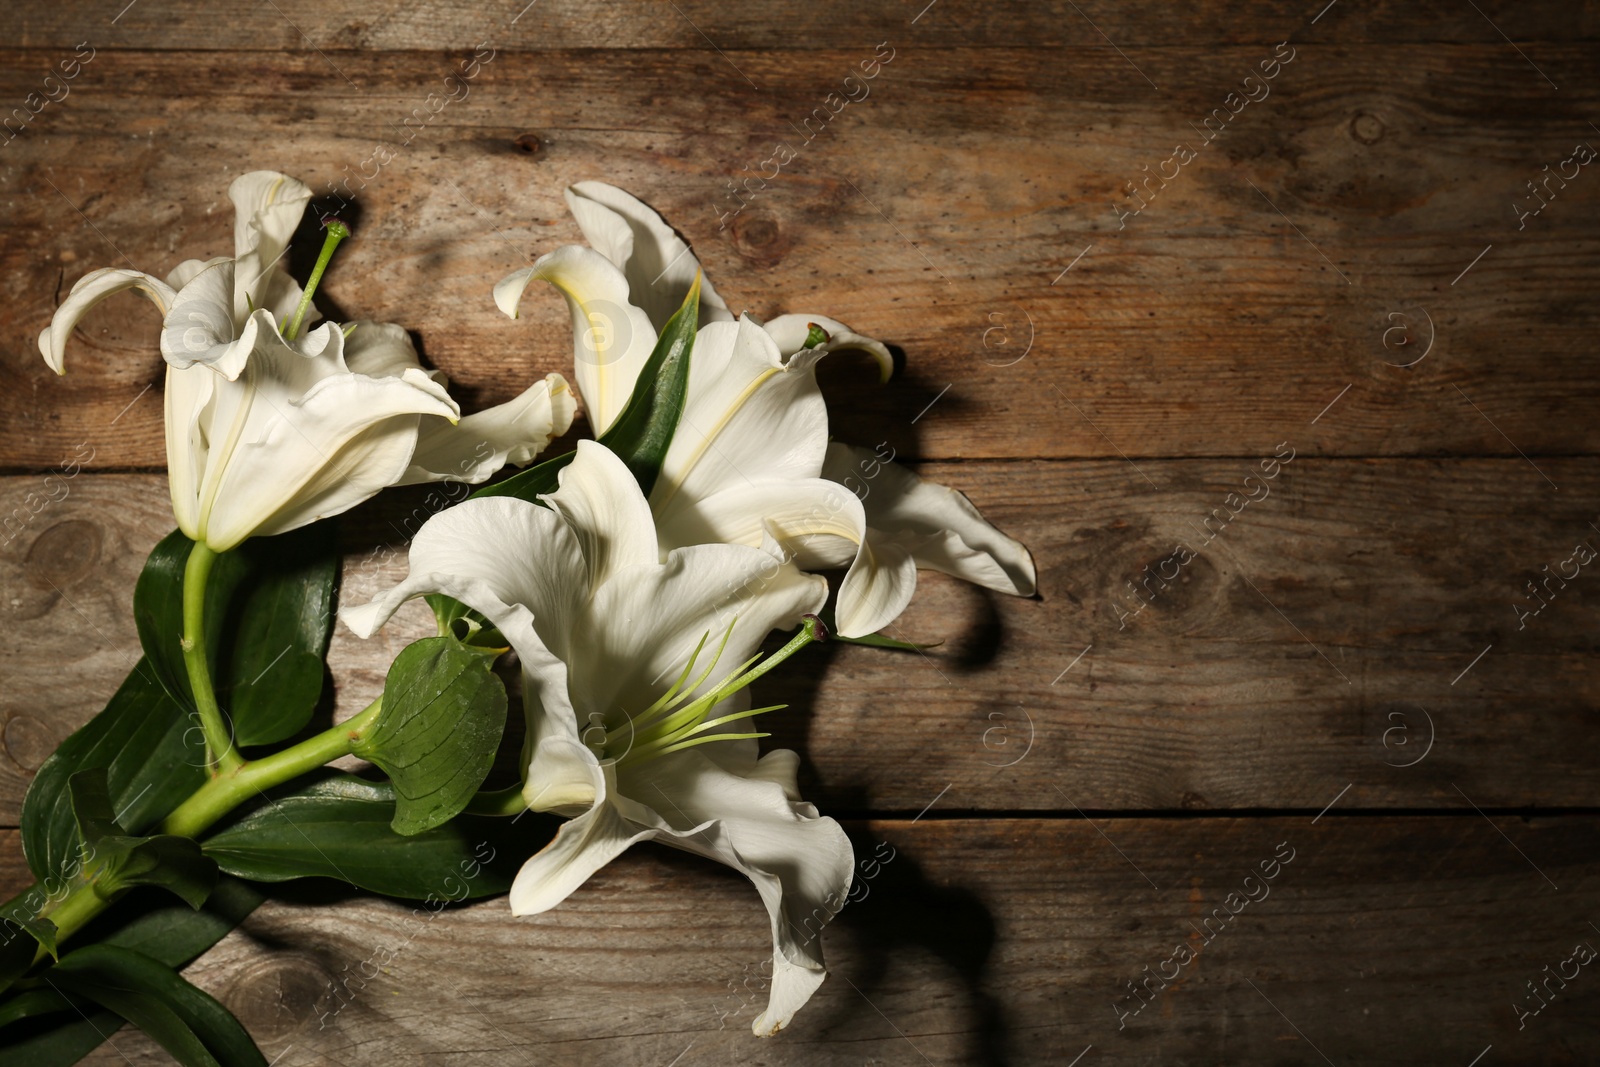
[
  {"x1": 655, "y1": 478, "x2": 865, "y2": 572},
  {"x1": 761, "y1": 312, "x2": 893, "y2": 383},
  {"x1": 228, "y1": 171, "x2": 311, "y2": 318},
  {"x1": 165, "y1": 257, "x2": 222, "y2": 292},
  {"x1": 508, "y1": 786, "x2": 657, "y2": 916},
  {"x1": 159, "y1": 260, "x2": 269, "y2": 379},
  {"x1": 835, "y1": 534, "x2": 918, "y2": 639},
  {"x1": 241, "y1": 417, "x2": 424, "y2": 544},
  {"x1": 565, "y1": 181, "x2": 733, "y2": 332},
  {"x1": 543, "y1": 440, "x2": 660, "y2": 590},
  {"x1": 403, "y1": 374, "x2": 576, "y2": 485},
  {"x1": 823, "y1": 443, "x2": 1038, "y2": 597},
  {"x1": 494, "y1": 245, "x2": 658, "y2": 436},
  {"x1": 37, "y1": 268, "x2": 177, "y2": 375},
  {"x1": 652, "y1": 317, "x2": 831, "y2": 523},
  {"x1": 342, "y1": 493, "x2": 584, "y2": 651},
  {"x1": 162, "y1": 362, "x2": 217, "y2": 543},
  {"x1": 336, "y1": 320, "x2": 426, "y2": 379},
  {"x1": 194, "y1": 332, "x2": 459, "y2": 550},
  {"x1": 615, "y1": 749, "x2": 854, "y2": 1037}
]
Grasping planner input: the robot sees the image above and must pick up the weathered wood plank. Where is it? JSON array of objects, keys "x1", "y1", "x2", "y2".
[
  {"x1": 4, "y1": 460, "x2": 1597, "y2": 819},
  {"x1": 2, "y1": 47, "x2": 1598, "y2": 466},
  {"x1": 2, "y1": 814, "x2": 1595, "y2": 1065},
  {"x1": 7, "y1": 0, "x2": 1596, "y2": 51}
]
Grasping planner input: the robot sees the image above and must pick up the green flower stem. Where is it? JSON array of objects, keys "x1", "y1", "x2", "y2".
[
  {"x1": 31, "y1": 698, "x2": 387, "y2": 961},
  {"x1": 464, "y1": 784, "x2": 529, "y2": 817},
  {"x1": 161, "y1": 697, "x2": 383, "y2": 840},
  {"x1": 35, "y1": 882, "x2": 107, "y2": 953},
  {"x1": 283, "y1": 219, "x2": 350, "y2": 342},
  {"x1": 182, "y1": 543, "x2": 243, "y2": 777}
]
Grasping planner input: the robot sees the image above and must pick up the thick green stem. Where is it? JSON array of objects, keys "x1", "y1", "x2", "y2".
[
  {"x1": 29, "y1": 699, "x2": 385, "y2": 962},
  {"x1": 33, "y1": 883, "x2": 110, "y2": 963},
  {"x1": 161, "y1": 697, "x2": 383, "y2": 839},
  {"x1": 182, "y1": 542, "x2": 242, "y2": 776}
]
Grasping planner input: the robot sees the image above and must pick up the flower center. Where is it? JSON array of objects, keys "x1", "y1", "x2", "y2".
[{"x1": 590, "y1": 614, "x2": 826, "y2": 767}]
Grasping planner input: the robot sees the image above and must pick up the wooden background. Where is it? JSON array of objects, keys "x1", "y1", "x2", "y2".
[{"x1": 3, "y1": 0, "x2": 1599, "y2": 1063}]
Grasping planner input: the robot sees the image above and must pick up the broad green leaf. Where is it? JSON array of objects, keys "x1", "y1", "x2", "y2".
[
  {"x1": 0, "y1": 988, "x2": 82, "y2": 1029},
  {"x1": 0, "y1": 917, "x2": 50, "y2": 994},
  {"x1": 21, "y1": 660, "x2": 204, "y2": 883},
  {"x1": 0, "y1": 1004, "x2": 121, "y2": 1066},
  {"x1": 0, "y1": 879, "x2": 265, "y2": 1064},
  {"x1": 100, "y1": 878, "x2": 265, "y2": 967},
  {"x1": 477, "y1": 274, "x2": 702, "y2": 502},
  {"x1": 133, "y1": 524, "x2": 338, "y2": 749},
  {"x1": 65, "y1": 770, "x2": 218, "y2": 910},
  {"x1": 49, "y1": 944, "x2": 266, "y2": 1067},
  {"x1": 353, "y1": 637, "x2": 508, "y2": 835},
  {"x1": 201, "y1": 775, "x2": 530, "y2": 899},
  {"x1": 98, "y1": 837, "x2": 218, "y2": 911},
  {"x1": 67, "y1": 769, "x2": 120, "y2": 845}
]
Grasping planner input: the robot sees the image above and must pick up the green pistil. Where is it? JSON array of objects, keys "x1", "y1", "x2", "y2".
[
  {"x1": 283, "y1": 218, "x2": 351, "y2": 342},
  {"x1": 608, "y1": 615, "x2": 827, "y2": 767},
  {"x1": 801, "y1": 323, "x2": 830, "y2": 349}
]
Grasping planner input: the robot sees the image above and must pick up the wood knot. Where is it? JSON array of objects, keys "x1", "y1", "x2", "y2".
[
  {"x1": 514, "y1": 133, "x2": 542, "y2": 156},
  {"x1": 3, "y1": 714, "x2": 62, "y2": 773},
  {"x1": 24, "y1": 519, "x2": 101, "y2": 590},
  {"x1": 730, "y1": 212, "x2": 788, "y2": 266},
  {"x1": 222, "y1": 956, "x2": 334, "y2": 1041},
  {"x1": 1350, "y1": 111, "x2": 1385, "y2": 144}
]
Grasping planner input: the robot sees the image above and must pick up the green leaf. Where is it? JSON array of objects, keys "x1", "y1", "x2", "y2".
[
  {"x1": 201, "y1": 774, "x2": 529, "y2": 899},
  {"x1": 21, "y1": 661, "x2": 205, "y2": 884},
  {"x1": 48, "y1": 944, "x2": 266, "y2": 1067},
  {"x1": 476, "y1": 273, "x2": 702, "y2": 502},
  {"x1": 65, "y1": 769, "x2": 219, "y2": 910},
  {"x1": 353, "y1": 637, "x2": 508, "y2": 835},
  {"x1": 0, "y1": 988, "x2": 83, "y2": 1029},
  {"x1": 67, "y1": 769, "x2": 120, "y2": 846},
  {"x1": 99, "y1": 837, "x2": 218, "y2": 911},
  {"x1": 133, "y1": 524, "x2": 338, "y2": 749},
  {"x1": 0, "y1": 917, "x2": 51, "y2": 994},
  {"x1": 0, "y1": 1004, "x2": 122, "y2": 1066},
  {"x1": 100, "y1": 878, "x2": 264, "y2": 967},
  {"x1": 0, "y1": 880, "x2": 263, "y2": 1060}
]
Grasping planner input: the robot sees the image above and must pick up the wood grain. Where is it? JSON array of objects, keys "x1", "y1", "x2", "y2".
[
  {"x1": 4, "y1": 459, "x2": 1596, "y2": 820},
  {"x1": 8, "y1": 0, "x2": 1598, "y2": 51},
  {"x1": 3, "y1": 814, "x2": 1595, "y2": 1066},
  {"x1": 1, "y1": 47, "x2": 1598, "y2": 468}
]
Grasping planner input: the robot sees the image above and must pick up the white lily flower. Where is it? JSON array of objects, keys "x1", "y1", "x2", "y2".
[
  {"x1": 495, "y1": 181, "x2": 1036, "y2": 636},
  {"x1": 39, "y1": 170, "x2": 576, "y2": 551},
  {"x1": 344, "y1": 441, "x2": 852, "y2": 1036}
]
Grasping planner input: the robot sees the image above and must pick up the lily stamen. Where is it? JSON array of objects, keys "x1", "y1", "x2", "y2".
[{"x1": 605, "y1": 614, "x2": 826, "y2": 766}]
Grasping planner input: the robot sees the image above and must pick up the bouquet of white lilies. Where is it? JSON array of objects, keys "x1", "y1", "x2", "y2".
[{"x1": 3, "y1": 171, "x2": 1035, "y2": 1062}]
